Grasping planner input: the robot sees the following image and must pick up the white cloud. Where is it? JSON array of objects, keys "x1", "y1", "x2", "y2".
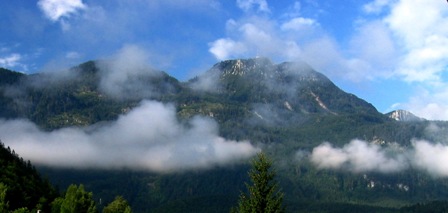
[
  {"x1": 37, "y1": 0, "x2": 87, "y2": 21},
  {"x1": 392, "y1": 85, "x2": 448, "y2": 120},
  {"x1": 208, "y1": 38, "x2": 247, "y2": 60},
  {"x1": 363, "y1": 0, "x2": 392, "y2": 14},
  {"x1": 208, "y1": 16, "x2": 305, "y2": 62},
  {"x1": 412, "y1": 140, "x2": 448, "y2": 177},
  {"x1": 1, "y1": 100, "x2": 259, "y2": 172},
  {"x1": 189, "y1": 68, "x2": 222, "y2": 92},
  {"x1": 97, "y1": 45, "x2": 162, "y2": 100},
  {"x1": 0, "y1": 54, "x2": 22, "y2": 68},
  {"x1": 384, "y1": 0, "x2": 448, "y2": 82},
  {"x1": 300, "y1": 37, "x2": 373, "y2": 81},
  {"x1": 310, "y1": 139, "x2": 448, "y2": 177},
  {"x1": 310, "y1": 142, "x2": 349, "y2": 169},
  {"x1": 236, "y1": 0, "x2": 270, "y2": 13},
  {"x1": 310, "y1": 140, "x2": 407, "y2": 173},
  {"x1": 208, "y1": 1, "x2": 396, "y2": 82},
  {"x1": 349, "y1": 21, "x2": 397, "y2": 75},
  {"x1": 281, "y1": 17, "x2": 317, "y2": 31},
  {"x1": 65, "y1": 51, "x2": 81, "y2": 59}
]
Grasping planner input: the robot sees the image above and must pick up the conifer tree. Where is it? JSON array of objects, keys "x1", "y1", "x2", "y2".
[{"x1": 234, "y1": 152, "x2": 285, "y2": 213}]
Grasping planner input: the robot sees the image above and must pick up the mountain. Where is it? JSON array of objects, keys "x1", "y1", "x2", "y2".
[
  {"x1": 0, "y1": 58, "x2": 447, "y2": 212},
  {"x1": 387, "y1": 109, "x2": 425, "y2": 122},
  {"x1": 191, "y1": 58, "x2": 379, "y2": 115},
  {"x1": 184, "y1": 58, "x2": 389, "y2": 145},
  {"x1": 0, "y1": 61, "x2": 183, "y2": 129}
]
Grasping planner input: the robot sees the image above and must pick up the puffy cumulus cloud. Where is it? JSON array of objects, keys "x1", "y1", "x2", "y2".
[
  {"x1": 310, "y1": 140, "x2": 407, "y2": 173},
  {"x1": 380, "y1": 0, "x2": 448, "y2": 82},
  {"x1": 37, "y1": 0, "x2": 87, "y2": 21},
  {"x1": 0, "y1": 100, "x2": 259, "y2": 172},
  {"x1": 283, "y1": 0, "x2": 448, "y2": 83},
  {"x1": 236, "y1": 0, "x2": 270, "y2": 13},
  {"x1": 310, "y1": 139, "x2": 448, "y2": 177},
  {"x1": 209, "y1": 38, "x2": 247, "y2": 61}
]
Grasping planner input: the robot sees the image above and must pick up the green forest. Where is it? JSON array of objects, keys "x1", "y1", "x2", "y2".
[
  {"x1": 0, "y1": 141, "x2": 134, "y2": 213},
  {"x1": 3, "y1": 141, "x2": 448, "y2": 213}
]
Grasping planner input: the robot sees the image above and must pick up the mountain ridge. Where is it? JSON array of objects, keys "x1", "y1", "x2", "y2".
[{"x1": 1, "y1": 58, "x2": 445, "y2": 213}]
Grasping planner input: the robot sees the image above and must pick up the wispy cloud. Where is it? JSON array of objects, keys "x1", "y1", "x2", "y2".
[
  {"x1": 0, "y1": 54, "x2": 22, "y2": 68},
  {"x1": 236, "y1": 0, "x2": 270, "y2": 13},
  {"x1": 1, "y1": 100, "x2": 258, "y2": 172},
  {"x1": 363, "y1": 0, "x2": 393, "y2": 14},
  {"x1": 96, "y1": 45, "x2": 164, "y2": 100}
]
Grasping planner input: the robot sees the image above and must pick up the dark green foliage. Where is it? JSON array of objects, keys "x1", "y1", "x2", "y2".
[
  {"x1": 103, "y1": 196, "x2": 132, "y2": 213},
  {"x1": 0, "y1": 68, "x2": 24, "y2": 118},
  {"x1": 400, "y1": 200, "x2": 448, "y2": 213},
  {"x1": 0, "y1": 182, "x2": 8, "y2": 213},
  {"x1": 39, "y1": 165, "x2": 250, "y2": 213},
  {"x1": 0, "y1": 61, "x2": 182, "y2": 130},
  {"x1": 0, "y1": 141, "x2": 57, "y2": 212},
  {"x1": 0, "y1": 68, "x2": 24, "y2": 85},
  {"x1": 235, "y1": 153, "x2": 284, "y2": 213},
  {"x1": 53, "y1": 184, "x2": 97, "y2": 213}
]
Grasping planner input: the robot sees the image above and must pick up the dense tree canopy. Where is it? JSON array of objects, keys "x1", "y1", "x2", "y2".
[
  {"x1": 51, "y1": 184, "x2": 97, "y2": 213},
  {"x1": 103, "y1": 196, "x2": 132, "y2": 213},
  {"x1": 0, "y1": 141, "x2": 57, "y2": 212}
]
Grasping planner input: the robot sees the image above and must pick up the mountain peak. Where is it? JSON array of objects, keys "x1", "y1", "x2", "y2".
[
  {"x1": 386, "y1": 110, "x2": 425, "y2": 122},
  {"x1": 212, "y1": 57, "x2": 274, "y2": 77}
]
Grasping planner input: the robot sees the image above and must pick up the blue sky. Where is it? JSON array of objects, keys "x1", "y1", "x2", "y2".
[{"x1": 1, "y1": 0, "x2": 448, "y2": 120}]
